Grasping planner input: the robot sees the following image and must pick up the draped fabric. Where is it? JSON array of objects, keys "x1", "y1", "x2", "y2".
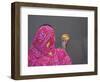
[{"x1": 28, "y1": 24, "x2": 72, "y2": 66}]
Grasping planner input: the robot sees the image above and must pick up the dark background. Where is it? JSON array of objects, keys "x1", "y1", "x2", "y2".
[{"x1": 28, "y1": 15, "x2": 88, "y2": 64}]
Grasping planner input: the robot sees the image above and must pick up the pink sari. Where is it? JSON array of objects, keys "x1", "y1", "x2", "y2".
[{"x1": 28, "y1": 24, "x2": 72, "y2": 66}]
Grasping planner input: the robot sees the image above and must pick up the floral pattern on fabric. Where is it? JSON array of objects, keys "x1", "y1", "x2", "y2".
[{"x1": 28, "y1": 24, "x2": 72, "y2": 66}]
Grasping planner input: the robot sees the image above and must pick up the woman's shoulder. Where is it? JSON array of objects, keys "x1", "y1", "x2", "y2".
[
  {"x1": 55, "y1": 48, "x2": 72, "y2": 64},
  {"x1": 55, "y1": 48, "x2": 67, "y2": 53}
]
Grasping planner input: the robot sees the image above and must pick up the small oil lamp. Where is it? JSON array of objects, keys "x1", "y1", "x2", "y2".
[{"x1": 61, "y1": 33, "x2": 70, "y2": 49}]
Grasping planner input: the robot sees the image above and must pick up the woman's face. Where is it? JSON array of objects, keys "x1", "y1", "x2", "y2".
[{"x1": 32, "y1": 25, "x2": 55, "y2": 52}]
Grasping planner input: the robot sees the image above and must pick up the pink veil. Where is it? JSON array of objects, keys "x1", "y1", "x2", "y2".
[{"x1": 28, "y1": 24, "x2": 72, "y2": 66}]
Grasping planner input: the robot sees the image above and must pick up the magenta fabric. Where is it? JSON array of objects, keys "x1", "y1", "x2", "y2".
[{"x1": 28, "y1": 24, "x2": 72, "y2": 66}]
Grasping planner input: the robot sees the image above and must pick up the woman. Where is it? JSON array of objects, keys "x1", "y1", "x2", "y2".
[{"x1": 28, "y1": 24, "x2": 72, "y2": 66}]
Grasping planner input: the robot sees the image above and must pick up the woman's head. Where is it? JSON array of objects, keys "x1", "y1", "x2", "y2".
[{"x1": 32, "y1": 24, "x2": 55, "y2": 53}]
